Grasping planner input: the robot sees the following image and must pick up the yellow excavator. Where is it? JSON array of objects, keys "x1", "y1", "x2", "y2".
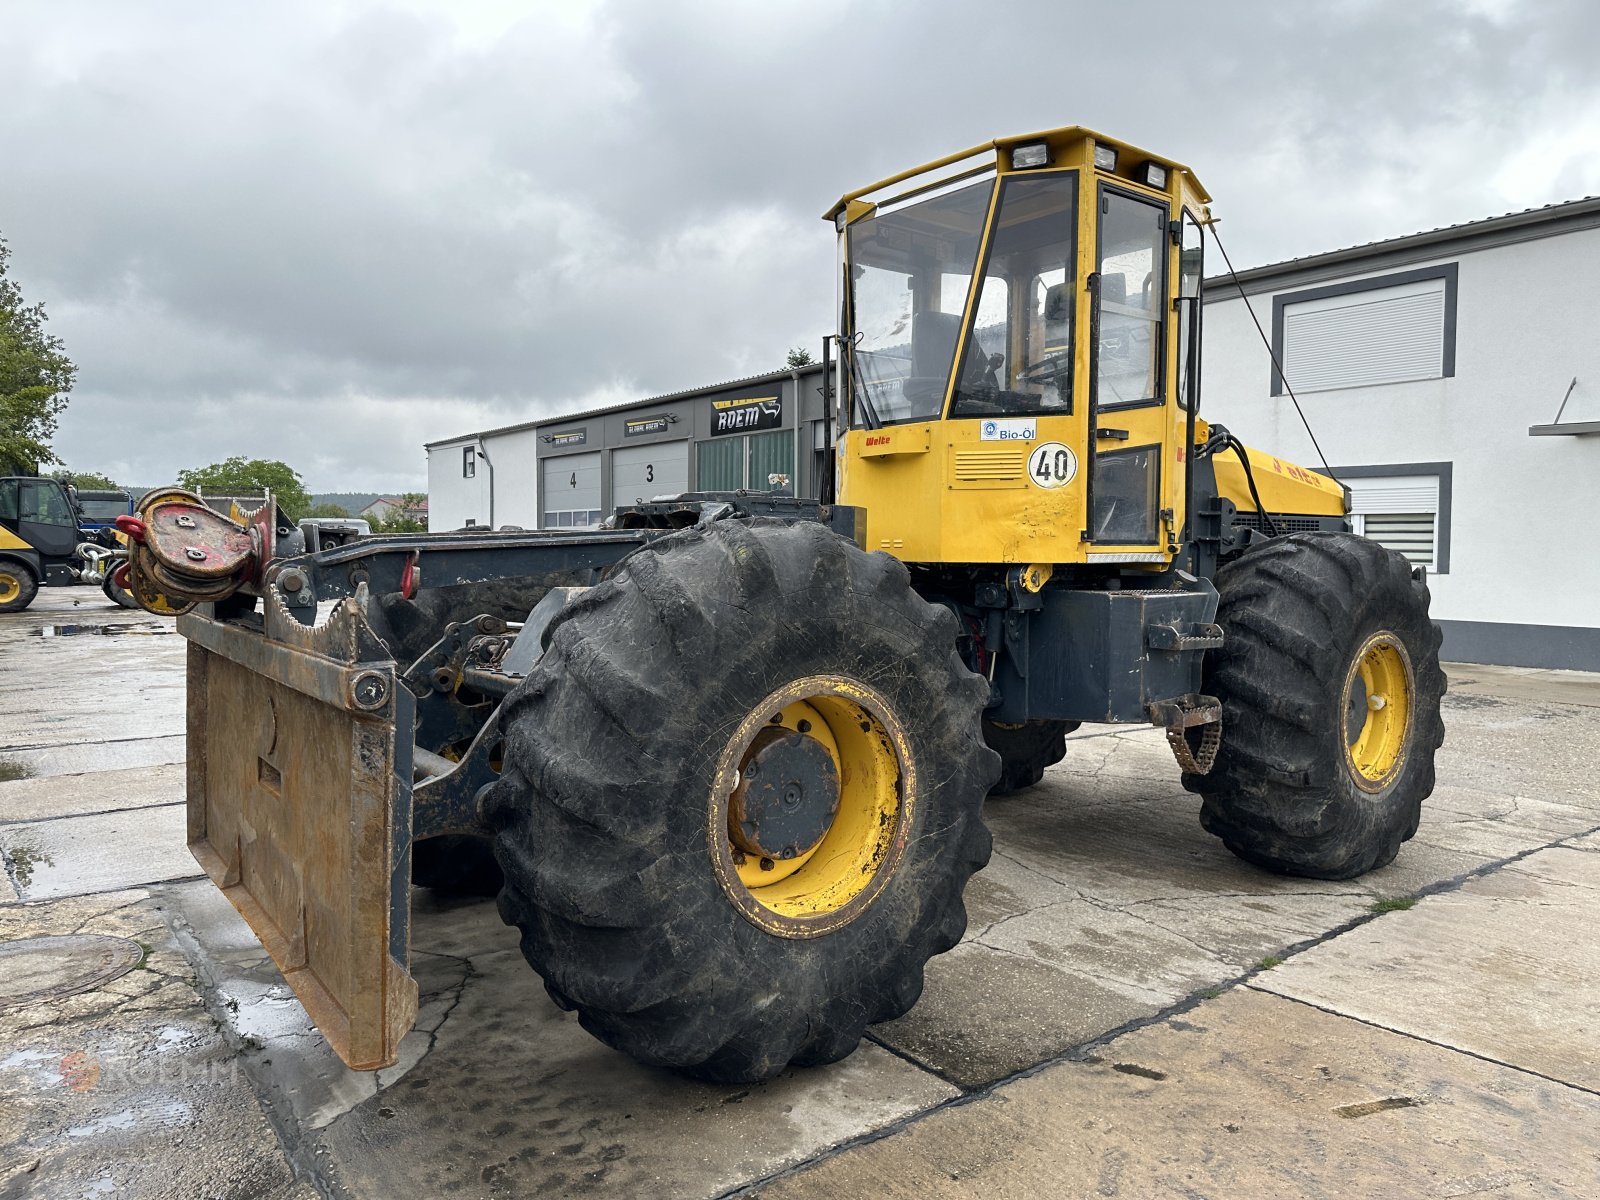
[{"x1": 119, "y1": 125, "x2": 1444, "y2": 1085}]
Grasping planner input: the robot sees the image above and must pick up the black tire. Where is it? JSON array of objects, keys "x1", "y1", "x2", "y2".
[
  {"x1": 0, "y1": 561, "x2": 38, "y2": 613},
  {"x1": 411, "y1": 835, "x2": 503, "y2": 897},
  {"x1": 1183, "y1": 532, "x2": 1446, "y2": 880},
  {"x1": 982, "y1": 718, "x2": 1076, "y2": 796},
  {"x1": 482, "y1": 518, "x2": 997, "y2": 1083},
  {"x1": 103, "y1": 572, "x2": 139, "y2": 609}
]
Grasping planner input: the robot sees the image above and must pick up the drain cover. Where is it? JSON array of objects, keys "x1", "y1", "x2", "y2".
[{"x1": 0, "y1": 934, "x2": 145, "y2": 1007}]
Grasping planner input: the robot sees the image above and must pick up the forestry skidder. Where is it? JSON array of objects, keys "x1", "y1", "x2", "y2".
[{"x1": 129, "y1": 126, "x2": 1443, "y2": 1082}]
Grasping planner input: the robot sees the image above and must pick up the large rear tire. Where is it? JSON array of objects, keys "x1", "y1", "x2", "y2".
[
  {"x1": 981, "y1": 718, "x2": 1076, "y2": 796},
  {"x1": 483, "y1": 519, "x2": 997, "y2": 1082},
  {"x1": 1183, "y1": 532, "x2": 1445, "y2": 879}
]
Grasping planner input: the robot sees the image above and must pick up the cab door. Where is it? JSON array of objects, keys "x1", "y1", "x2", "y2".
[
  {"x1": 1085, "y1": 185, "x2": 1174, "y2": 557},
  {"x1": 18, "y1": 479, "x2": 80, "y2": 561}
]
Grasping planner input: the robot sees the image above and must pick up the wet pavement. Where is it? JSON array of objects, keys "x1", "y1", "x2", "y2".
[{"x1": 3, "y1": 586, "x2": 1599, "y2": 1198}]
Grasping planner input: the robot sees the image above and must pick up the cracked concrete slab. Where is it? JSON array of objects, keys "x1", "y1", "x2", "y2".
[
  {"x1": 1433, "y1": 690, "x2": 1600, "y2": 805},
  {"x1": 869, "y1": 712, "x2": 1592, "y2": 1089},
  {"x1": 0, "y1": 734, "x2": 187, "y2": 780},
  {"x1": 759, "y1": 987, "x2": 1600, "y2": 1199},
  {"x1": 160, "y1": 878, "x2": 961, "y2": 1196},
  {"x1": 319, "y1": 948, "x2": 958, "y2": 1199},
  {"x1": 1445, "y1": 661, "x2": 1600, "y2": 708},
  {"x1": 1254, "y1": 844, "x2": 1600, "y2": 1094},
  {"x1": 0, "y1": 763, "x2": 185, "y2": 826},
  {"x1": 0, "y1": 889, "x2": 302, "y2": 1199},
  {"x1": 1, "y1": 804, "x2": 198, "y2": 901}
]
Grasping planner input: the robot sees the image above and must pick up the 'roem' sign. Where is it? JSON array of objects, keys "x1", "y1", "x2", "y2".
[{"x1": 711, "y1": 395, "x2": 782, "y2": 436}]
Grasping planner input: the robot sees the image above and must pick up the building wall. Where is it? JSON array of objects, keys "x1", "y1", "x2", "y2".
[
  {"x1": 1201, "y1": 223, "x2": 1600, "y2": 669},
  {"x1": 425, "y1": 438, "x2": 489, "y2": 532},
  {"x1": 426, "y1": 365, "x2": 832, "y2": 533}
]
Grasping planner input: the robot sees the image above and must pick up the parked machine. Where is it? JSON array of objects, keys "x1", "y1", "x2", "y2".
[
  {"x1": 0, "y1": 475, "x2": 129, "y2": 611},
  {"x1": 119, "y1": 126, "x2": 1444, "y2": 1083}
]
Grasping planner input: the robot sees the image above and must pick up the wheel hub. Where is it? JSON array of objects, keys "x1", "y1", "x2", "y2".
[
  {"x1": 730, "y1": 726, "x2": 840, "y2": 862},
  {"x1": 1343, "y1": 631, "x2": 1415, "y2": 791}
]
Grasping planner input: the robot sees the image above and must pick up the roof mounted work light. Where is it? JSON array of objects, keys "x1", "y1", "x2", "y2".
[
  {"x1": 1136, "y1": 160, "x2": 1169, "y2": 190},
  {"x1": 1010, "y1": 142, "x2": 1051, "y2": 169},
  {"x1": 1092, "y1": 142, "x2": 1118, "y2": 172}
]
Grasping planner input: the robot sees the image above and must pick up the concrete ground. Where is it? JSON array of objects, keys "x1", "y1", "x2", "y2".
[{"x1": 3, "y1": 586, "x2": 1598, "y2": 1199}]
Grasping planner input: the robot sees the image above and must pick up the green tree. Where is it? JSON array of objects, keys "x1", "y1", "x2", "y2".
[
  {"x1": 0, "y1": 237, "x2": 76, "y2": 474},
  {"x1": 370, "y1": 492, "x2": 427, "y2": 533},
  {"x1": 177, "y1": 456, "x2": 311, "y2": 518},
  {"x1": 303, "y1": 502, "x2": 351, "y2": 519},
  {"x1": 785, "y1": 346, "x2": 814, "y2": 368},
  {"x1": 52, "y1": 468, "x2": 120, "y2": 490}
]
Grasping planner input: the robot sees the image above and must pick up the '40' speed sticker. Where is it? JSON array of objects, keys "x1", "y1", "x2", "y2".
[{"x1": 1027, "y1": 442, "x2": 1078, "y2": 489}]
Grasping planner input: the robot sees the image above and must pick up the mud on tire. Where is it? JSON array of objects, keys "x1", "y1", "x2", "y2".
[
  {"x1": 982, "y1": 718, "x2": 1076, "y2": 796},
  {"x1": 482, "y1": 519, "x2": 998, "y2": 1083},
  {"x1": 1183, "y1": 532, "x2": 1446, "y2": 880}
]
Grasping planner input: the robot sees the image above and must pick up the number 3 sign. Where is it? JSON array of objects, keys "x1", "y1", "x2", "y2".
[{"x1": 1026, "y1": 442, "x2": 1078, "y2": 489}]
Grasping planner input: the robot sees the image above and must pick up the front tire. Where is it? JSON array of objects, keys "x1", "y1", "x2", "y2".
[
  {"x1": 0, "y1": 563, "x2": 38, "y2": 613},
  {"x1": 483, "y1": 519, "x2": 997, "y2": 1082},
  {"x1": 1184, "y1": 532, "x2": 1445, "y2": 880}
]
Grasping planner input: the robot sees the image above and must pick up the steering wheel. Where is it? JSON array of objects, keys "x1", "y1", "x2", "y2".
[{"x1": 1016, "y1": 350, "x2": 1072, "y2": 385}]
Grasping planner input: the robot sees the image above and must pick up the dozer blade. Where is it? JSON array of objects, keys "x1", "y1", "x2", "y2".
[{"x1": 181, "y1": 588, "x2": 419, "y2": 1070}]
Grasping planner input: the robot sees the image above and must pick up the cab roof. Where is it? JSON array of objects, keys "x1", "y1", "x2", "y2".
[{"x1": 824, "y1": 125, "x2": 1209, "y2": 222}]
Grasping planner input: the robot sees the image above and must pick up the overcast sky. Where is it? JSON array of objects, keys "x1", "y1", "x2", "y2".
[{"x1": 3, "y1": 0, "x2": 1597, "y2": 492}]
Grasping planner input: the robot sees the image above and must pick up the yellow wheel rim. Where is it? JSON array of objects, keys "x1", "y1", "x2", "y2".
[
  {"x1": 709, "y1": 676, "x2": 911, "y2": 939},
  {"x1": 0, "y1": 572, "x2": 19, "y2": 604},
  {"x1": 1342, "y1": 632, "x2": 1414, "y2": 791}
]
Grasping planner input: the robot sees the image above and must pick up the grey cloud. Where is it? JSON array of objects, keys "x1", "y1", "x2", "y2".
[{"x1": 1, "y1": 0, "x2": 1596, "y2": 489}]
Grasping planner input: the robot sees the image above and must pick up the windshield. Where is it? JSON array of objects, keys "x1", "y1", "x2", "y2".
[
  {"x1": 76, "y1": 495, "x2": 130, "y2": 520},
  {"x1": 844, "y1": 177, "x2": 993, "y2": 425},
  {"x1": 950, "y1": 171, "x2": 1079, "y2": 418}
]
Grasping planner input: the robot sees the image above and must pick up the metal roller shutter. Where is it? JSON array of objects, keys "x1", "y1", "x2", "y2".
[
  {"x1": 540, "y1": 452, "x2": 602, "y2": 529},
  {"x1": 612, "y1": 441, "x2": 689, "y2": 510},
  {"x1": 1348, "y1": 473, "x2": 1439, "y2": 567},
  {"x1": 1283, "y1": 277, "x2": 1446, "y2": 393}
]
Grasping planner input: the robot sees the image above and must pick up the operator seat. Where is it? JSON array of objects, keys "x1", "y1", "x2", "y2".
[{"x1": 902, "y1": 310, "x2": 960, "y2": 410}]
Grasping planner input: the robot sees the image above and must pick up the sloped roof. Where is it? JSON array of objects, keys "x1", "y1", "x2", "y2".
[
  {"x1": 1208, "y1": 194, "x2": 1600, "y2": 289},
  {"x1": 424, "y1": 361, "x2": 825, "y2": 450}
]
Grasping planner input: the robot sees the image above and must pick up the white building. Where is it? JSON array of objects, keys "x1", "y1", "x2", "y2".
[{"x1": 1202, "y1": 195, "x2": 1600, "y2": 670}]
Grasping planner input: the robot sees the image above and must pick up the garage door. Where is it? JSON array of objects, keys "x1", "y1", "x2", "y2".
[
  {"x1": 612, "y1": 441, "x2": 689, "y2": 510},
  {"x1": 540, "y1": 452, "x2": 602, "y2": 529}
]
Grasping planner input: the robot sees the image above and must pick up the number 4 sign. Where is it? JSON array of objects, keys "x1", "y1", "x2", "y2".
[{"x1": 1026, "y1": 442, "x2": 1078, "y2": 489}]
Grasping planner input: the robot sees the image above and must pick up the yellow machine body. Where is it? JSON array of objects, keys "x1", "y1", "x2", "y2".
[{"x1": 828, "y1": 126, "x2": 1343, "y2": 568}]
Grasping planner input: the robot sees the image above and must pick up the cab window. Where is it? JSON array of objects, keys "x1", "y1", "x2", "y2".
[
  {"x1": 1095, "y1": 189, "x2": 1167, "y2": 408},
  {"x1": 21, "y1": 480, "x2": 74, "y2": 526}
]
